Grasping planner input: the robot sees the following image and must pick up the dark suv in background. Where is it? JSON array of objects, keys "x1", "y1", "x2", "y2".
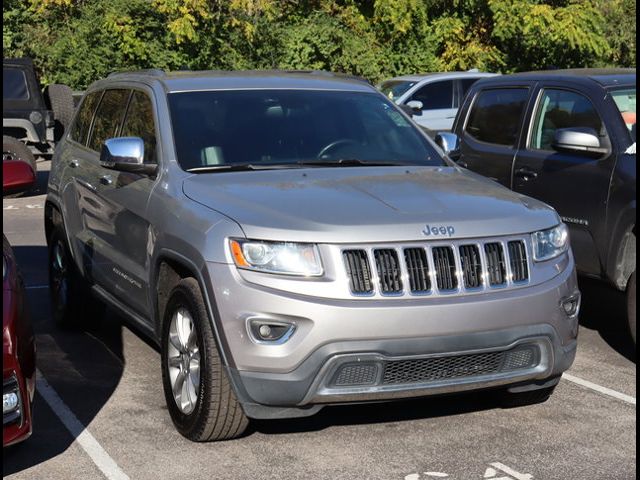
[
  {"x1": 3, "y1": 58, "x2": 74, "y2": 175},
  {"x1": 437, "y1": 69, "x2": 636, "y2": 341}
]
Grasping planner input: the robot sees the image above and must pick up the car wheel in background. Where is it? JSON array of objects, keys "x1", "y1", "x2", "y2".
[{"x1": 161, "y1": 278, "x2": 249, "y2": 441}]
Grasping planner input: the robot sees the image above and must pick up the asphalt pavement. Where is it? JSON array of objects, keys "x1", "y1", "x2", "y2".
[{"x1": 2, "y1": 161, "x2": 636, "y2": 480}]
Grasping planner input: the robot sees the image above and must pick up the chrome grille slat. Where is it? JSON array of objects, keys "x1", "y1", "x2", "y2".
[
  {"x1": 432, "y1": 246, "x2": 457, "y2": 291},
  {"x1": 404, "y1": 247, "x2": 431, "y2": 293},
  {"x1": 343, "y1": 250, "x2": 373, "y2": 294},
  {"x1": 342, "y1": 237, "x2": 530, "y2": 297},
  {"x1": 460, "y1": 244, "x2": 482, "y2": 289},
  {"x1": 508, "y1": 240, "x2": 529, "y2": 282},
  {"x1": 374, "y1": 249, "x2": 403, "y2": 294},
  {"x1": 484, "y1": 242, "x2": 507, "y2": 286}
]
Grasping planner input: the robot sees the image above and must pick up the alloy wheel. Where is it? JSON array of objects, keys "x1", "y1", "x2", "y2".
[{"x1": 167, "y1": 307, "x2": 201, "y2": 415}]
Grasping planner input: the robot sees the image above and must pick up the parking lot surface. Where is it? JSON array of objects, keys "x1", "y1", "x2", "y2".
[{"x1": 3, "y1": 162, "x2": 636, "y2": 480}]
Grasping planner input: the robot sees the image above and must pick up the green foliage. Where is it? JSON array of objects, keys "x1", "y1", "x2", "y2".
[{"x1": 3, "y1": 0, "x2": 634, "y2": 90}]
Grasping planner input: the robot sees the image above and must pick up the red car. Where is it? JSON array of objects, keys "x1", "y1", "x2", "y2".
[{"x1": 3, "y1": 160, "x2": 37, "y2": 446}]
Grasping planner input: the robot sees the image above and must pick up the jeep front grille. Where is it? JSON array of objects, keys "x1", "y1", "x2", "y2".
[{"x1": 342, "y1": 237, "x2": 530, "y2": 296}]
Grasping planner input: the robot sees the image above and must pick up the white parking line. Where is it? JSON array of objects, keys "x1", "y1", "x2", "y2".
[
  {"x1": 563, "y1": 373, "x2": 636, "y2": 405},
  {"x1": 35, "y1": 369, "x2": 130, "y2": 480}
]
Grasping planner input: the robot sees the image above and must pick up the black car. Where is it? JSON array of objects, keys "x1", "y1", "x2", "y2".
[
  {"x1": 3, "y1": 58, "x2": 74, "y2": 175},
  {"x1": 437, "y1": 69, "x2": 636, "y2": 342}
]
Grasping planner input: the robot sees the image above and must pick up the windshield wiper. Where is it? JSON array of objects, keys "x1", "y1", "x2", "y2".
[
  {"x1": 295, "y1": 158, "x2": 410, "y2": 167},
  {"x1": 186, "y1": 163, "x2": 303, "y2": 173}
]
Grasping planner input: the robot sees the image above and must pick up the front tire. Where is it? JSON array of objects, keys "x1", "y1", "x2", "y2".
[
  {"x1": 627, "y1": 271, "x2": 636, "y2": 344},
  {"x1": 161, "y1": 278, "x2": 249, "y2": 441}
]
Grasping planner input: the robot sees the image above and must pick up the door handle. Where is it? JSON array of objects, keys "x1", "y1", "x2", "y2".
[
  {"x1": 100, "y1": 175, "x2": 113, "y2": 186},
  {"x1": 69, "y1": 159, "x2": 79, "y2": 168},
  {"x1": 514, "y1": 167, "x2": 538, "y2": 181}
]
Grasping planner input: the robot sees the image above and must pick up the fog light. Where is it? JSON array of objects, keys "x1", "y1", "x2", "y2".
[
  {"x1": 249, "y1": 319, "x2": 295, "y2": 344},
  {"x1": 258, "y1": 325, "x2": 272, "y2": 338},
  {"x1": 561, "y1": 293, "x2": 581, "y2": 318},
  {"x1": 3, "y1": 392, "x2": 18, "y2": 414}
]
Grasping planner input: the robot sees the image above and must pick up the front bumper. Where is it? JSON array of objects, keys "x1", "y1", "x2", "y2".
[{"x1": 206, "y1": 256, "x2": 579, "y2": 419}]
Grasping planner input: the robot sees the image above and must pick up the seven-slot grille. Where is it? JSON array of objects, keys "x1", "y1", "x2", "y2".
[{"x1": 343, "y1": 239, "x2": 530, "y2": 296}]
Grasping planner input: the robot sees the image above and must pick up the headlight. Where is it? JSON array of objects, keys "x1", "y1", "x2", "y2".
[
  {"x1": 531, "y1": 223, "x2": 569, "y2": 261},
  {"x1": 229, "y1": 239, "x2": 323, "y2": 276}
]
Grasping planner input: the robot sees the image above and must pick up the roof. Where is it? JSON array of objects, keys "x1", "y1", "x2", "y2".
[
  {"x1": 503, "y1": 68, "x2": 636, "y2": 87},
  {"x1": 3, "y1": 58, "x2": 35, "y2": 68},
  {"x1": 383, "y1": 71, "x2": 499, "y2": 83},
  {"x1": 98, "y1": 69, "x2": 376, "y2": 93}
]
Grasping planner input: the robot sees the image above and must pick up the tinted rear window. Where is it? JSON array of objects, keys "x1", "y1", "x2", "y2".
[
  {"x1": 70, "y1": 91, "x2": 102, "y2": 146},
  {"x1": 3, "y1": 68, "x2": 29, "y2": 100},
  {"x1": 465, "y1": 88, "x2": 529, "y2": 147},
  {"x1": 87, "y1": 89, "x2": 131, "y2": 152}
]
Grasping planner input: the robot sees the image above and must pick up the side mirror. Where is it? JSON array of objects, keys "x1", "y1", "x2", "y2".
[
  {"x1": 435, "y1": 132, "x2": 460, "y2": 155},
  {"x1": 551, "y1": 128, "x2": 608, "y2": 156},
  {"x1": 100, "y1": 137, "x2": 157, "y2": 175},
  {"x1": 3, "y1": 160, "x2": 36, "y2": 196},
  {"x1": 405, "y1": 100, "x2": 423, "y2": 116}
]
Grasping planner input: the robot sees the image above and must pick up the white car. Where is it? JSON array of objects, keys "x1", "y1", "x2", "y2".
[{"x1": 378, "y1": 70, "x2": 499, "y2": 133}]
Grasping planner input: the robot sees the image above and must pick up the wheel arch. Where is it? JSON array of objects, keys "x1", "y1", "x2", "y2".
[
  {"x1": 151, "y1": 250, "x2": 235, "y2": 368},
  {"x1": 606, "y1": 202, "x2": 636, "y2": 290}
]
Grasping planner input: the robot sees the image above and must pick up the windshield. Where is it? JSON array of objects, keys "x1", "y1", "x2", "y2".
[
  {"x1": 378, "y1": 80, "x2": 416, "y2": 101},
  {"x1": 611, "y1": 87, "x2": 636, "y2": 145},
  {"x1": 168, "y1": 90, "x2": 443, "y2": 171}
]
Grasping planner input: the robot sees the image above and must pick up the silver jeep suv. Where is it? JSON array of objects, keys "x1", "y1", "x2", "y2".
[{"x1": 45, "y1": 70, "x2": 580, "y2": 441}]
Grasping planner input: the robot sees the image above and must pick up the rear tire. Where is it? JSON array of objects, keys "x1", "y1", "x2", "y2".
[
  {"x1": 627, "y1": 271, "x2": 636, "y2": 344},
  {"x1": 501, "y1": 385, "x2": 556, "y2": 408},
  {"x1": 161, "y1": 278, "x2": 249, "y2": 442},
  {"x1": 3, "y1": 136, "x2": 37, "y2": 197},
  {"x1": 48, "y1": 226, "x2": 101, "y2": 328}
]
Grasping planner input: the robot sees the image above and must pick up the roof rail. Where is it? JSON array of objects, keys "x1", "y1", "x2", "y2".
[
  {"x1": 284, "y1": 70, "x2": 372, "y2": 85},
  {"x1": 107, "y1": 68, "x2": 166, "y2": 78}
]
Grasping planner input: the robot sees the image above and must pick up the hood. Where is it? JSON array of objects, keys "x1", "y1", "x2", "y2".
[{"x1": 182, "y1": 166, "x2": 558, "y2": 243}]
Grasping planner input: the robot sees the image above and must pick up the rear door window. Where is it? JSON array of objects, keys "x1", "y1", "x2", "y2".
[
  {"x1": 465, "y1": 88, "x2": 529, "y2": 146},
  {"x1": 530, "y1": 89, "x2": 605, "y2": 151},
  {"x1": 87, "y1": 89, "x2": 131, "y2": 152},
  {"x1": 409, "y1": 80, "x2": 454, "y2": 110},
  {"x1": 70, "y1": 91, "x2": 103, "y2": 146},
  {"x1": 3, "y1": 68, "x2": 29, "y2": 100}
]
